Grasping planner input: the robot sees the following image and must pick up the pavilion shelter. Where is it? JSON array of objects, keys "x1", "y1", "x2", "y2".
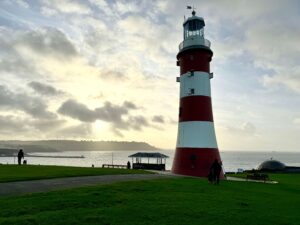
[{"x1": 128, "y1": 152, "x2": 169, "y2": 171}]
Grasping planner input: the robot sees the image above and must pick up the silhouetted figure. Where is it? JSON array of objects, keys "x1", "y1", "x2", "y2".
[
  {"x1": 127, "y1": 161, "x2": 131, "y2": 169},
  {"x1": 17, "y1": 149, "x2": 24, "y2": 165},
  {"x1": 210, "y1": 159, "x2": 222, "y2": 184}
]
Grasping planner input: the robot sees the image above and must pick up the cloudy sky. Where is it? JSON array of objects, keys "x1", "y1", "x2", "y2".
[{"x1": 0, "y1": 0, "x2": 300, "y2": 151}]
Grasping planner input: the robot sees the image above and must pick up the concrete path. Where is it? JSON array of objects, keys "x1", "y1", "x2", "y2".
[
  {"x1": 0, "y1": 173, "x2": 277, "y2": 197},
  {"x1": 0, "y1": 174, "x2": 174, "y2": 197},
  {"x1": 226, "y1": 176, "x2": 278, "y2": 184}
]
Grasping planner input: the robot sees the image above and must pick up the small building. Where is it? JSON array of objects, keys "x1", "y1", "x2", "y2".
[
  {"x1": 128, "y1": 152, "x2": 169, "y2": 171},
  {"x1": 258, "y1": 160, "x2": 286, "y2": 171},
  {"x1": 258, "y1": 159, "x2": 300, "y2": 173}
]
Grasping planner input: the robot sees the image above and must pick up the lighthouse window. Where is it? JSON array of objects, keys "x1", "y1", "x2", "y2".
[
  {"x1": 185, "y1": 20, "x2": 204, "y2": 39},
  {"x1": 190, "y1": 88, "x2": 195, "y2": 95}
]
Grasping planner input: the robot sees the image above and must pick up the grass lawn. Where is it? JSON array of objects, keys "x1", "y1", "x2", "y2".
[
  {"x1": 0, "y1": 165, "x2": 151, "y2": 182},
  {"x1": 0, "y1": 173, "x2": 299, "y2": 225}
]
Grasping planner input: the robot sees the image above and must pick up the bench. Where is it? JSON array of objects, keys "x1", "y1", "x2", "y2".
[
  {"x1": 246, "y1": 173, "x2": 269, "y2": 181},
  {"x1": 102, "y1": 164, "x2": 128, "y2": 169}
]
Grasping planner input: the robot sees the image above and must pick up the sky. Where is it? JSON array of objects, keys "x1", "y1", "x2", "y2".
[{"x1": 0, "y1": 0, "x2": 300, "y2": 151}]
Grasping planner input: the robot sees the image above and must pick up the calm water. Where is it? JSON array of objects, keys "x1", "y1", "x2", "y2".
[{"x1": 1, "y1": 150, "x2": 300, "y2": 172}]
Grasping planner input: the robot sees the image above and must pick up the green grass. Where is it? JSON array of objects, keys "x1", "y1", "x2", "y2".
[
  {"x1": 0, "y1": 165, "x2": 151, "y2": 182},
  {"x1": 0, "y1": 173, "x2": 300, "y2": 225}
]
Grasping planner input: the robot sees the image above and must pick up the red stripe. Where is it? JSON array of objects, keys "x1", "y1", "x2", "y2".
[
  {"x1": 179, "y1": 96, "x2": 213, "y2": 122},
  {"x1": 177, "y1": 49, "x2": 212, "y2": 75},
  {"x1": 172, "y1": 147, "x2": 224, "y2": 178}
]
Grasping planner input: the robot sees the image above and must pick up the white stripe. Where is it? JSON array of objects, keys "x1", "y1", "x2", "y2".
[
  {"x1": 180, "y1": 71, "x2": 211, "y2": 98},
  {"x1": 176, "y1": 121, "x2": 218, "y2": 148}
]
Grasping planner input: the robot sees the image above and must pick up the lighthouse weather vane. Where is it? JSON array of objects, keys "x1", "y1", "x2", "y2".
[{"x1": 187, "y1": 5, "x2": 196, "y2": 15}]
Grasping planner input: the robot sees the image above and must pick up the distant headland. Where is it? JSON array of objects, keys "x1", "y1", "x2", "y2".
[{"x1": 0, "y1": 140, "x2": 158, "y2": 155}]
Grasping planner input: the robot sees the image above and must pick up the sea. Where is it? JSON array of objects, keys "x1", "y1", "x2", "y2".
[{"x1": 1, "y1": 150, "x2": 300, "y2": 173}]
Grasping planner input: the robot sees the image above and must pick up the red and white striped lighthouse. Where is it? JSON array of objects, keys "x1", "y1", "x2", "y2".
[{"x1": 172, "y1": 10, "x2": 224, "y2": 178}]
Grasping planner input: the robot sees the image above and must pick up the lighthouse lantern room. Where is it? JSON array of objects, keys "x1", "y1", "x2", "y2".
[{"x1": 172, "y1": 9, "x2": 224, "y2": 178}]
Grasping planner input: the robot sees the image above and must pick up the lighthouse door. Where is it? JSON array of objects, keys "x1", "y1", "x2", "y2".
[{"x1": 190, "y1": 154, "x2": 197, "y2": 169}]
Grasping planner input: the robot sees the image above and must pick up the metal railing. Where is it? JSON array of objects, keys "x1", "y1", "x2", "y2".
[{"x1": 179, "y1": 38, "x2": 211, "y2": 51}]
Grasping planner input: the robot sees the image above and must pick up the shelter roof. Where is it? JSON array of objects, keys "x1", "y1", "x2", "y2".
[{"x1": 128, "y1": 152, "x2": 169, "y2": 158}]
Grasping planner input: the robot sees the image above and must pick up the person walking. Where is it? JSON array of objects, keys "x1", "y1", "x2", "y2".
[
  {"x1": 127, "y1": 161, "x2": 131, "y2": 169},
  {"x1": 17, "y1": 149, "x2": 24, "y2": 165}
]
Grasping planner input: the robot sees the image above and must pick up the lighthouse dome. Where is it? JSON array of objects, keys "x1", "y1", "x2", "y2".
[
  {"x1": 183, "y1": 15, "x2": 205, "y2": 27},
  {"x1": 258, "y1": 160, "x2": 286, "y2": 171}
]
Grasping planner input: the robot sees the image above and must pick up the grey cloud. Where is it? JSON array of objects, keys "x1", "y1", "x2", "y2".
[
  {"x1": 28, "y1": 81, "x2": 64, "y2": 96},
  {"x1": 0, "y1": 115, "x2": 65, "y2": 135},
  {"x1": 20, "y1": 27, "x2": 77, "y2": 59},
  {"x1": 0, "y1": 85, "x2": 56, "y2": 119},
  {"x1": 0, "y1": 115, "x2": 28, "y2": 134},
  {"x1": 58, "y1": 99, "x2": 138, "y2": 123},
  {"x1": 123, "y1": 101, "x2": 137, "y2": 110},
  {"x1": 95, "y1": 102, "x2": 129, "y2": 124},
  {"x1": 0, "y1": 27, "x2": 77, "y2": 78},
  {"x1": 127, "y1": 116, "x2": 149, "y2": 131},
  {"x1": 152, "y1": 115, "x2": 165, "y2": 124},
  {"x1": 84, "y1": 31, "x2": 112, "y2": 53},
  {"x1": 2, "y1": 0, "x2": 29, "y2": 9},
  {"x1": 57, "y1": 99, "x2": 99, "y2": 122},
  {"x1": 100, "y1": 70, "x2": 126, "y2": 80},
  {"x1": 245, "y1": 22, "x2": 300, "y2": 93},
  {"x1": 0, "y1": 29, "x2": 37, "y2": 76},
  {"x1": 41, "y1": 0, "x2": 91, "y2": 15},
  {"x1": 29, "y1": 119, "x2": 65, "y2": 131},
  {"x1": 111, "y1": 128, "x2": 124, "y2": 137},
  {"x1": 0, "y1": 56, "x2": 36, "y2": 76},
  {"x1": 16, "y1": 0, "x2": 29, "y2": 8},
  {"x1": 56, "y1": 123, "x2": 92, "y2": 138},
  {"x1": 57, "y1": 99, "x2": 149, "y2": 134},
  {"x1": 111, "y1": 115, "x2": 149, "y2": 136}
]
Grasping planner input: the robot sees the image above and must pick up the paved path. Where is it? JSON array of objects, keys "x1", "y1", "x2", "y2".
[
  {"x1": 0, "y1": 173, "x2": 277, "y2": 197},
  {"x1": 0, "y1": 174, "x2": 175, "y2": 197},
  {"x1": 226, "y1": 176, "x2": 278, "y2": 184}
]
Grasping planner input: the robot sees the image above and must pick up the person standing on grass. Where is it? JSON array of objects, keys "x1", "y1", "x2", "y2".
[
  {"x1": 17, "y1": 149, "x2": 24, "y2": 165},
  {"x1": 210, "y1": 159, "x2": 222, "y2": 184}
]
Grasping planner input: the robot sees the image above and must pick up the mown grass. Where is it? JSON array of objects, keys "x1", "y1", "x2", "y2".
[
  {"x1": 0, "y1": 165, "x2": 151, "y2": 182},
  {"x1": 0, "y1": 173, "x2": 299, "y2": 225}
]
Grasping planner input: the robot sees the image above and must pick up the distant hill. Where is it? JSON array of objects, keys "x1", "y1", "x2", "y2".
[{"x1": 0, "y1": 140, "x2": 158, "y2": 153}]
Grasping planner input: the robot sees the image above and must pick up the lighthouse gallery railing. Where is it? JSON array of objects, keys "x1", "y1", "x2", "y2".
[{"x1": 179, "y1": 38, "x2": 211, "y2": 51}]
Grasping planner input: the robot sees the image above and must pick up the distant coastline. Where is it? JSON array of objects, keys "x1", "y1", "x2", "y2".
[{"x1": 0, "y1": 140, "x2": 158, "y2": 154}]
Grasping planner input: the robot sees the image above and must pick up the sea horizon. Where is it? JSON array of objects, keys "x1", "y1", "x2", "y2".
[{"x1": 1, "y1": 150, "x2": 300, "y2": 173}]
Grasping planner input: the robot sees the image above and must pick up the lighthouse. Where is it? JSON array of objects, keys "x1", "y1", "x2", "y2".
[{"x1": 172, "y1": 10, "x2": 223, "y2": 177}]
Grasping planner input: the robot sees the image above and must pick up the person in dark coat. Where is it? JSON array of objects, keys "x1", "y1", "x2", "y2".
[
  {"x1": 17, "y1": 149, "x2": 24, "y2": 165},
  {"x1": 210, "y1": 159, "x2": 222, "y2": 184},
  {"x1": 127, "y1": 161, "x2": 131, "y2": 169}
]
